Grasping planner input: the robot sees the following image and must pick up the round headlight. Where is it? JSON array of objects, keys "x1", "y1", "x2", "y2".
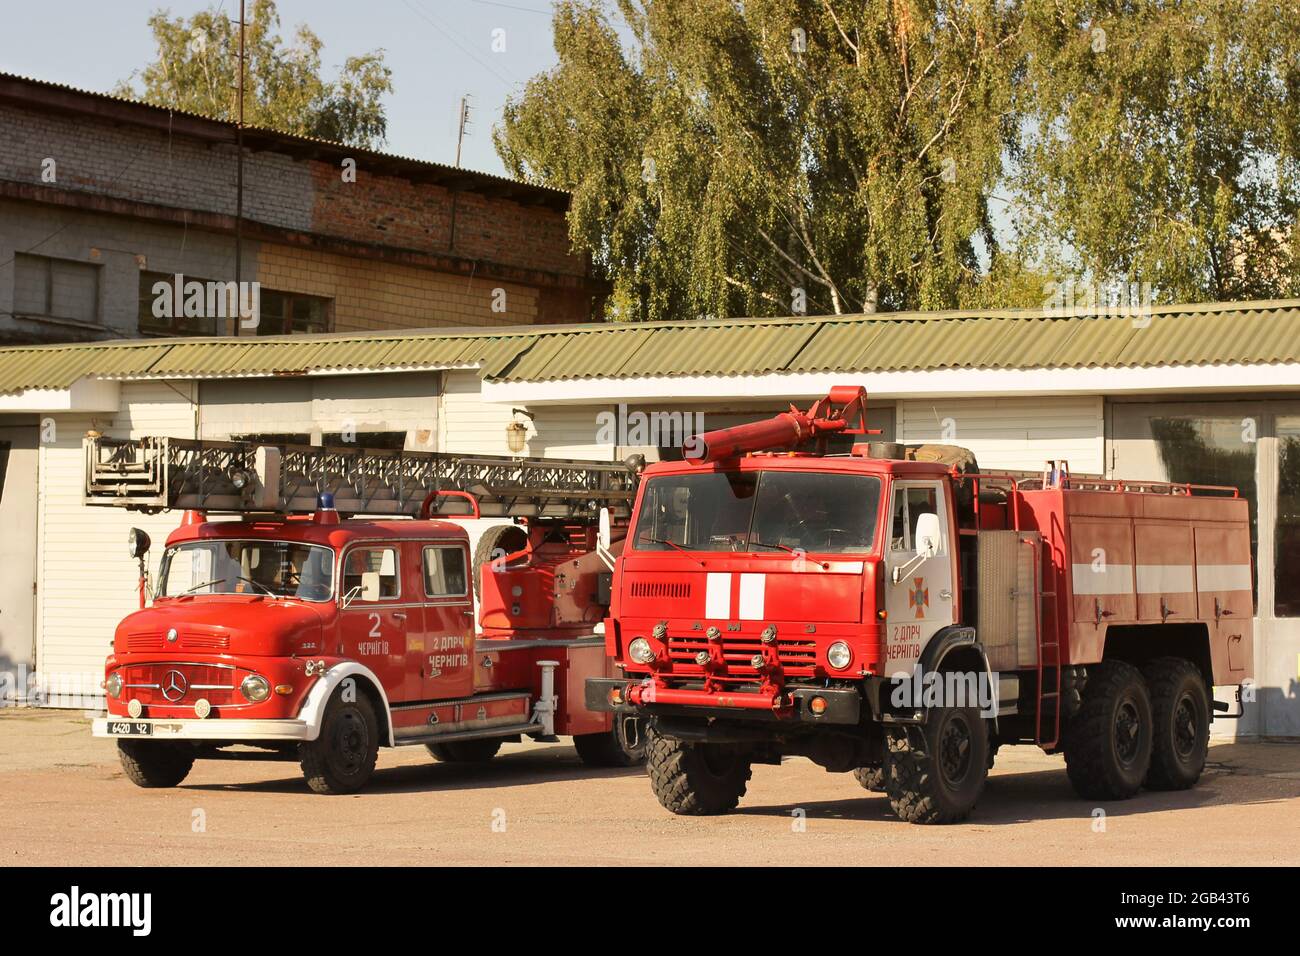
[
  {"x1": 104, "y1": 672, "x2": 123, "y2": 699},
  {"x1": 827, "y1": 641, "x2": 852, "y2": 670},
  {"x1": 240, "y1": 674, "x2": 271, "y2": 703},
  {"x1": 627, "y1": 637, "x2": 656, "y2": 665}
]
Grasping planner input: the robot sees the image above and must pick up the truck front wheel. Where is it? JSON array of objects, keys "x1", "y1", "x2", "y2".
[
  {"x1": 1143, "y1": 658, "x2": 1210, "y2": 791},
  {"x1": 884, "y1": 707, "x2": 989, "y2": 824},
  {"x1": 117, "y1": 740, "x2": 195, "y2": 788},
  {"x1": 646, "y1": 732, "x2": 752, "y2": 815},
  {"x1": 1063, "y1": 660, "x2": 1153, "y2": 800},
  {"x1": 299, "y1": 691, "x2": 380, "y2": 794},
  {"x1": 852, "y1": 766, "x2": 886, "y2": 792},
  {"x1": 573, "y1": 716, "x2": 647, "y2": 767}
]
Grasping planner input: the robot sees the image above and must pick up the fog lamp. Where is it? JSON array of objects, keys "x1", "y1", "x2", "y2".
[
  {"x1": 809, "y1": 696, "x2": 828, "y2": 716},
  {"x1": 194, "y1": 698, "x2": 211, "y2": 719},
  {"x1": 628, "y1": 637, "x2": 656, "y2": 665},
  {"x1": 827, "y1": 641, "x2": 852, "y2": 670},
  {"x1": 240, "y1": 674, "x2": 271, "y2": 703},
  {"x1": 104, "y1": 672, "x2": 123, "y2": 699},
  {"x1": 127, "y1": 698, "x2": 143, "y2": 718}
]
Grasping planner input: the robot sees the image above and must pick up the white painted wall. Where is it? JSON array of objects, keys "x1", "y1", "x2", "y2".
[
  {"x1": 36, "y1": 381, "x2": 198, "y2": 705},
  {"x1": 900, "y1": 396, "x2": 1104, "y2": 474}
]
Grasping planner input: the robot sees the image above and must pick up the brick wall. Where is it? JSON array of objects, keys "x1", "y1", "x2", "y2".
[
  {"x1": 0, "y1": 98, "x2": 588, "y2": 282},
  {"x1": 256, "y1": 243, "x2": 540, "y2": 331}
]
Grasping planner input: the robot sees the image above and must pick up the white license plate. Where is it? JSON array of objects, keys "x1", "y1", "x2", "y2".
[{"x1": 106, "y1": 720, "x2": 153, "y2": 736}]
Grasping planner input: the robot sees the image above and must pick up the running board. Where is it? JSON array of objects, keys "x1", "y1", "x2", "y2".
[{"x1": 394, "y1": 720, "x2": 545, "y2": 747}]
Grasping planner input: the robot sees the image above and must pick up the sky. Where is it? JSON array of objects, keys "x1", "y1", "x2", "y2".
[{"x1": 0, "y1": 0, "x2": 572, "y2": 177}]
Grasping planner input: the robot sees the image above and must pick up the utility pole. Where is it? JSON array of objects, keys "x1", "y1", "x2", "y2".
[
  {"x1": 233, "y1": 0, "x2": 246, "y2": 337},
  {"x1": 454, "y1": 95, "x2": 471, "y2": 168}
]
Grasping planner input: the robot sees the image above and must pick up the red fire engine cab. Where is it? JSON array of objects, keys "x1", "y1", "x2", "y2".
[
  {"x1": 588, "y1": 387, "x2": 1254, "y2": 824},
  {"x1": 85, "y1": 436, "x2": 644, "y2": 794}
]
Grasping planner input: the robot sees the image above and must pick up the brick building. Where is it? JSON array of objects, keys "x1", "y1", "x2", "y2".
[{"x1": 0, "y1": 72, "x2": 605, "y2": 345}]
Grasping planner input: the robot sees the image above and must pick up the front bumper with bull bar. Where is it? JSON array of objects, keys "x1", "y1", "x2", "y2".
[{"x1": 585, "y1": 677, "x2": 861, "y2": 725}]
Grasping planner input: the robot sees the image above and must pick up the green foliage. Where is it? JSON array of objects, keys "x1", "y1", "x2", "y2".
[
  {"x1": 501, "y1": 0, "x2": 1300, "y2": 320},
  {"x1": 1015, "y1": 0, "x2": 1300, "y2": 303},
  {"x1": 497, "y1": 0, "x2": 1023, "y2": 321},
  {"x1": 117, "y1": 0, "x2": 392, "y2": 149}
]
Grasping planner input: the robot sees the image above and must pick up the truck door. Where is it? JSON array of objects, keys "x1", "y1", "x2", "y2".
[
  {"x1": 883, "y1": 480, "x2": 956, "y2": 675},
  {"x1": 419, "y1": 543, "x2": 475, "y2": 700},
  {"x1": 339, "y1": 544, "x2": 412, "y2": 702}
]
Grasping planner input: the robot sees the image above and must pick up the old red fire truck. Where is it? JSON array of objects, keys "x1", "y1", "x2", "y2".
[
  {"x1": 85, "y1": 436, "x2": 644, "y2": 793},
  {"x1": 588, "y1": 387, "x2": 1254, "y2": 824}
]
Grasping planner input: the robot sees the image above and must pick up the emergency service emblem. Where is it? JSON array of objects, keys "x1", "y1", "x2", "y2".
[{"x1": 908, "y1": 577, "x2": 929, "y2": 619}]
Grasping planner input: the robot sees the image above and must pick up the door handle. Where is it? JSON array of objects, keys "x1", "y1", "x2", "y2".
[
  {"x1": 939, "y1": 589, "x2": 952, "y2": 601},
  {"x1": 393, "y1": 612, "x2": 407, "y2": 621}
]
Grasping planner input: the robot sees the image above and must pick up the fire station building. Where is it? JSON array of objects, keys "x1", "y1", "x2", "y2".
[{"x1": 1, "y1": 298, "x2": 1298, "y2": 738}]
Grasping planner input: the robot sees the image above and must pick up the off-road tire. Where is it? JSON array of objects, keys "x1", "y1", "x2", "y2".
[
  {"x1": 646, "y1": 731, "x2": 752, "y2": 815},
  {"x1": 1062, "y1": 660, "x2": 1153, "y2": 800},
  {"x1": 884, "y1": 706, "x2": 989, "y2": 824},
  {"x1": 117, "y1": 740, "x2": 195, "y2": 788},
  {"x1": 473, "y1": 525, "x2": 530, "y2": 599},
  {"x1": 573, "y1": 716, "x2": 647, "y2": 767},
  {"x1": 1143, "y1": 657, "x2": 1210, "y2": 791},
  {"x1": 299, "y1": 692, "x2": 380, "y2": 794},
  {"x1": 853, "y1": 765, "x2": 886, "y2": 792},
  {"x1": 425, "y1": 738, "x2": 502, "y2": 763}
]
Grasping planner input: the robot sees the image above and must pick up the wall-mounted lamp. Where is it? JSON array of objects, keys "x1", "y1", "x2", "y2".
[{"x1": 506, "y1": 408, "x2": 535, "y2": 455}]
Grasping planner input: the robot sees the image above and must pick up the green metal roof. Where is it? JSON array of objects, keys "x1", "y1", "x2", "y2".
[{"x1": 2, "y1": 299, "x2": 1299, "y2": 396}]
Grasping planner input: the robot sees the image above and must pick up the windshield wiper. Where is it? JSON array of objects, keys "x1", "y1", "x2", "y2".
[
  {"x1": 751, "y1": 540, "x2": 798, "y2": 554},
  {"x1": 179, "y1": 578, "x2": 226, "y2": 595},
  {"x1": 646, "y1": 536, "x2": 704, "y2": 566},
  {"x1": 236, "y1": 576, "x2": 280, "y2": 599}
]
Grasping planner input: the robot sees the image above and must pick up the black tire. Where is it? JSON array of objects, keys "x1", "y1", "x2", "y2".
[
  {"x1": 473, "y1": 525, "x2": 530, "y2": 599},
  {"x1": 117, "y1": 740, "x2": 195, "y2": 788},
  {"x1": 853, "y1": 765, "x2": 886, "y2": 792},
  {"x1": 1062, "y1": 660, "x2": 1153, "y2": 800},
  {"x1": 885, "y1": 706, "x2": 989, "y2": 824},
  {"x1": 573, "y1": 715, "x2": 647, "y2": 767},
  {"x1": 1143, "y1": 657, "x2": 1210, "y2": 791},
  {"x1": 299, "y1": 691, "x2": 380, "y2": 794},
  {"x1": 646, "y1": 731, "x2": 752, "y2": 815},
  {"x1": 425, "y1": 738, "x2": 502, "y2": 763}
]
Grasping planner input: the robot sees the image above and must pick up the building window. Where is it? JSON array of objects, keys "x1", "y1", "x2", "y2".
[
  {"x1": 138, "y1": 271, "x2": 224, "y2": 336},
  {"x1": 258, "y1": 289, "x2": 332, "y2": 335},
  {"x1": 1150, "y1": 416, "x2": 1258, "y2": 604},
  {"x1": 14, "y1": 253, "x2": 100, "y2": 325},
  {"x1": 1276, "y1": 417, "x2": 1300, "y2": 616}
]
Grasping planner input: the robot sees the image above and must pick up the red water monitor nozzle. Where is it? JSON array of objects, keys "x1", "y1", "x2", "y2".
[{"x1": 684, "y1": 386, "x2": 877, "y2": 464}]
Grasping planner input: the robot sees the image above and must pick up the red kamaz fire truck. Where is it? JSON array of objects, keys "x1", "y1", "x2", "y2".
[
  {"x1": 587, "y1": 387, "x2": 1254, "y2": 824},
  {"x1": 85, "y1": 436, "x2": 644, "y2": 794}
]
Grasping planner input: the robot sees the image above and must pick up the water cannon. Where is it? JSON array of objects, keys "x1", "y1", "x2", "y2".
[{"x1": 684, "y1": 386, "x2": 877, "y2": 464}]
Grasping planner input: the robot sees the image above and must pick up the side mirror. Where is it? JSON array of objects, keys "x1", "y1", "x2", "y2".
[
  {"x1": 360, "y1": 571, "x2": 382, "y2": 602},
  {"x1": 914, "y1": 512, "x2": 942, "y2": 558},
  {"x1": 598, "y1": 507, "x2": 612, "y2": 552},
  {"x1": 128, "y1": 527, "x2": 151, "y2": 559}
]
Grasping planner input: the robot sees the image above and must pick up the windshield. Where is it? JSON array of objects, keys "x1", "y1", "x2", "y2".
[
  {"x1": 157, "y1": 539, "x2": 335, "y2": 602},
  {"x1": 632, "y1": 470, "x2": 882, "y2": 554}
]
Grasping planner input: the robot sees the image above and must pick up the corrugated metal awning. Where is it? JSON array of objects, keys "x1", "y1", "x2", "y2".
[{"x1": 2, "y1": 298, "x2": 1299, "y2": 395}]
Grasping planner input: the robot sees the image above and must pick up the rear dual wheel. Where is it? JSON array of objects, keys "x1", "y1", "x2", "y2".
[{"x1": 574, "y1": 715, "x2": 647, "y2": 768}]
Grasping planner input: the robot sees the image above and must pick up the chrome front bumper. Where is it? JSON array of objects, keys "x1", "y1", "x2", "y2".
[{"x1": 92, "y1": 716, "x2": 312, "y2": 742}]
